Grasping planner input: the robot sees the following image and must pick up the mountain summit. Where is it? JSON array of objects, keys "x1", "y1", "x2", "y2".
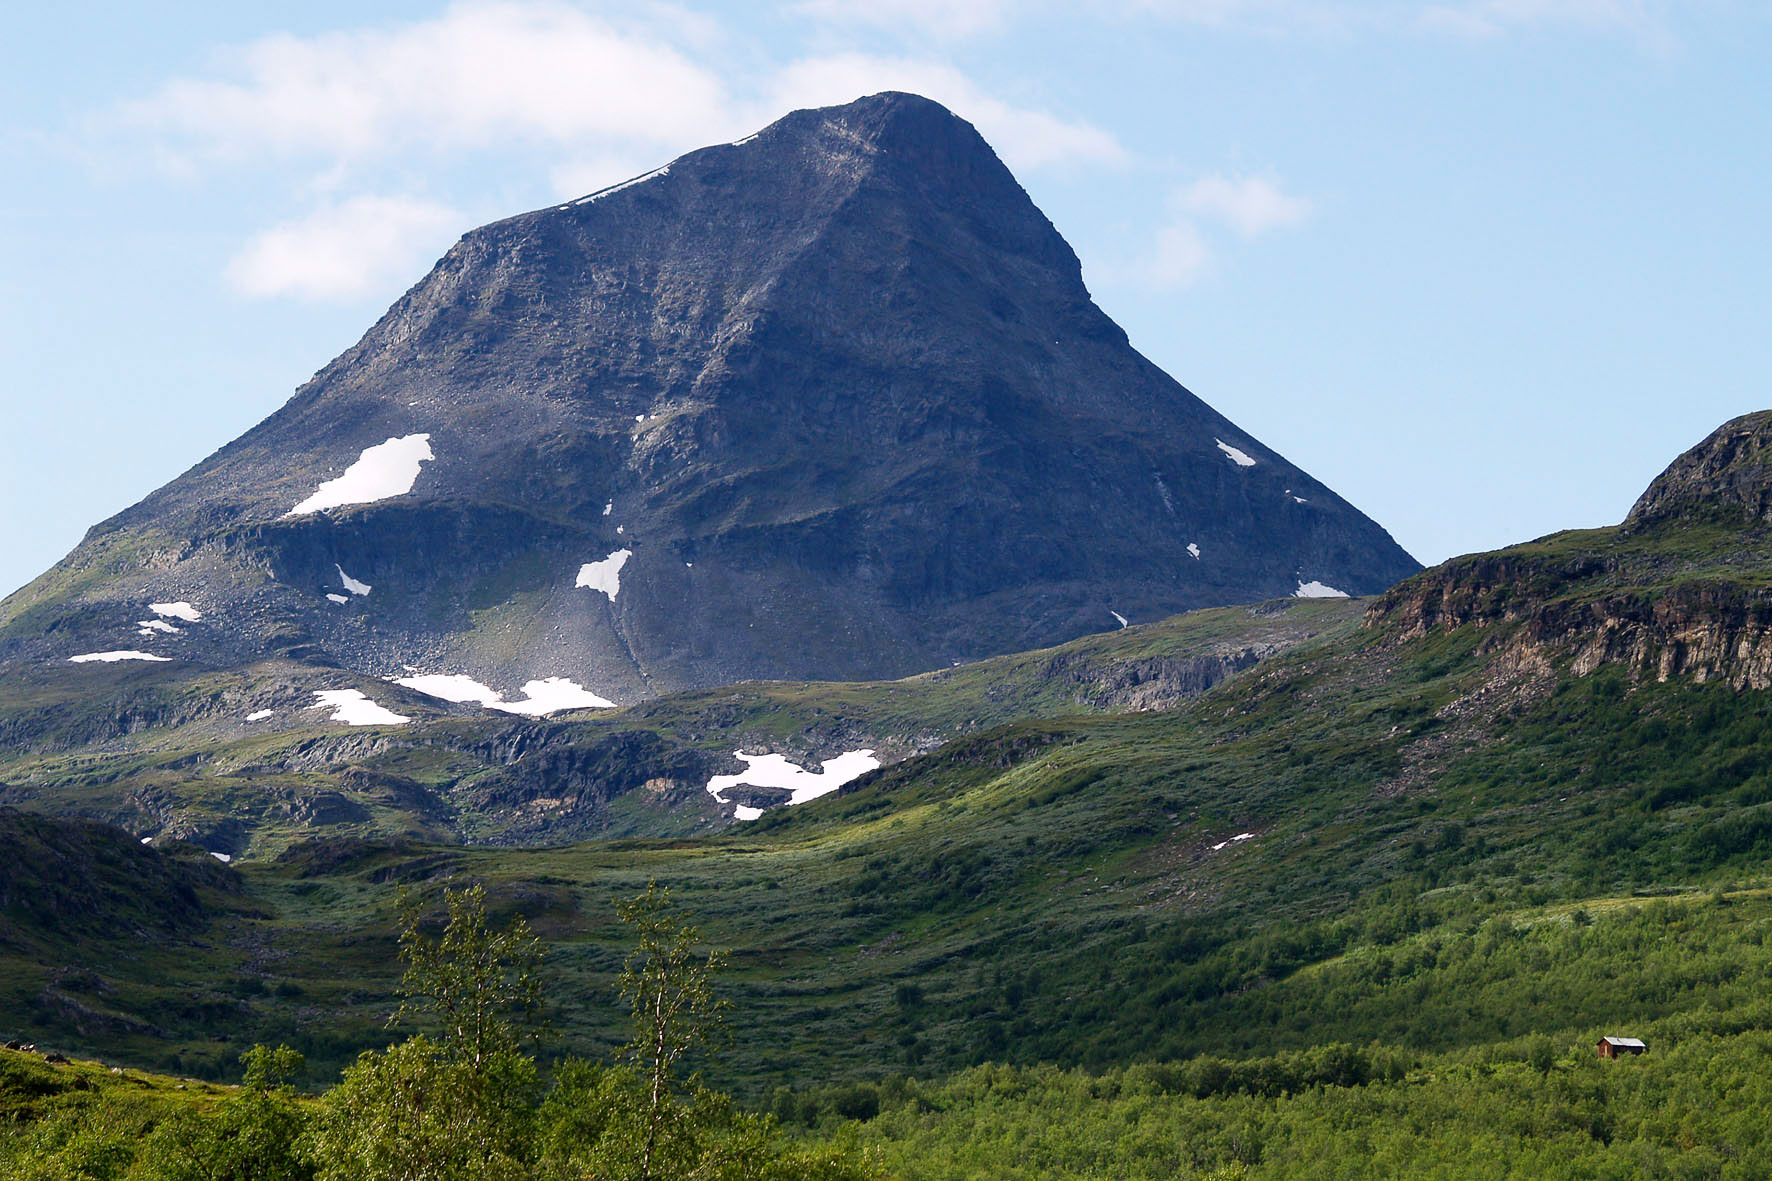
[
  {"x1": 1626, "y1": 411, "x2": 1772, "y2": 530},
  {"x1": 2, "y1": 93, "x2": 1417, "y2": 703}
]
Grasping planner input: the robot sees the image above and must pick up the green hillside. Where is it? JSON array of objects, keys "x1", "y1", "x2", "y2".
[{"x1": 9, "y1": 416, "x2": 1772, "y2": 1176}]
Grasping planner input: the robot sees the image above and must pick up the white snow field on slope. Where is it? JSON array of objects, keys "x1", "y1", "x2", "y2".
[
  {"x1": 705, "y1": 749, "x2": 882, "y2": 817},
  {"x1": 137, "y1": 619, "x2": 180, "y2": 634},
  {"x1": 1211, "y1": 832, "x2": 1256, "y2": 851},
  {"x1": 575, "y1": 165, "x2": 670, "y2": 205},
  {"x1": 69, "y1": 650, "x2": 173, "y2": 663},
  {"x1": 288, "y1": 434, "x2": 433, "y2": 516},
  {"x1": 1215, "y1": 439, "x2": 1257, "y2": 467},
  {"x1": 1187, "y1": 543, "x2": 1201, "y2": 559},
  {"x1": 392, "y1": 673, "x2": 614, "y2": 716},
  {"x1": 1295, "y1": 580, "x2": 1350, "y2": 599},
  {"x1": 336, "y1": 565, "x2": 372, "y2": 596},
  {"x1": 576, "y1": 549, "x2": 632, "y2": 600},
  {"x1": 308, "y1": 689, "x2": 409, "y2": 726},
  {"x1": 246, "y1": 709, "x2": 275, "y2": 722},
  {"x1": 150, "y1": 602, "x2": 202, "y2": 622}
]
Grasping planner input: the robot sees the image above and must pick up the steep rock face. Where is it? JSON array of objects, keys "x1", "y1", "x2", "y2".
[
  {"x1": 2, "y1": 93, "x2": 1418, "y2": 704},
  {"x1": 1626, "y1": 411, "x2": 1772, "y2": 529},
  {"x1": 1369, "y1": 411, "x2": 1772, "y2": 688}
]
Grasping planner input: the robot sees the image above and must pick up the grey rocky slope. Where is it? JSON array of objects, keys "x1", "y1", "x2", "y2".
[{"x1": 0, "y1": 92, "x2": 1417, "y2": 706}]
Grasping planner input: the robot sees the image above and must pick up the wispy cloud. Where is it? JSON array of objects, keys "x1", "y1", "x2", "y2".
[
  {"x1": 790, "y1": 0, "x2": 1014, "y2": 39},
  {"x1": 115, "y1": 1, "x2": 735, "y2": 165},
  {"x1": 1110, "y1": 0, "x2": 1672, "y2": 42},
  {"x1": 1179, "y1": 174, "x2": 1313, "y2": 237},
  {"x1": 1418, "y1": 0, "x2": 1671, "y2": 44},
  {"x1": 99, "y1": 1, "x2": 1128, "y2": 303},
  {"x1": 766, "y1": 55, "x2": 1125, "y2": 170},
  {"x1": 109, "y1": 2, "x2": 1119, "y2": 175},
  {"x1": 1097, "y1": 172, "x2": 1312, "y2": 290},
  {"x1": 1115, "y1": 0, "x2": 1358, "y2": 31},
  {"x1": 224, "y1": 196, "x2": 463, "y2": 301}
]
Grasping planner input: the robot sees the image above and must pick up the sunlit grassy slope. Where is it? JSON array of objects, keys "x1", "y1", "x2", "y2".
[{"x1": 11, "y1": 513, "x2": 1772, "y2": 1101}]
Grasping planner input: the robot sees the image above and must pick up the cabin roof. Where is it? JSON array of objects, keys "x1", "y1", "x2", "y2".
[{"x1": 1600, "y1": 1036, "x2": 1646, "y2": 1048}]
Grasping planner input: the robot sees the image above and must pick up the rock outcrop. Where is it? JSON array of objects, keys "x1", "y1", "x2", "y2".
[{"x1": 1369, "y1": 411, "x2": 1772, "y2": 689}]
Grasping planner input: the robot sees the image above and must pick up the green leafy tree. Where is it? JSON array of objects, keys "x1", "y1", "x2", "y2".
[
  {"x1": 392, "y1": 884, "x2": 548, "y2": 1068},
  {"x1": 132, "y1": 1044, "x2": 312, "y2": 1181},
  {"x1": 309, "y1": 1036, "x2": 535, "y2": 1181},
  {"x1": 2, "y1": 1093, "x2": 161, "y2": 1181},
  {"x1": 618, "y1": 881, "x2": 729, "y2": 1181},
  {"x1": 536, "y1": 883, "x2": 874, "y2": 1181},
  {"x1": 308, "y1": 884, "x2": 544, "y2": 1181}
]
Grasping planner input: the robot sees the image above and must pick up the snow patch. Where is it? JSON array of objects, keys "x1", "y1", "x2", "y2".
[
  {"x1": 731, "y1": 133, "x2": 760, "y2": 146},
  {"x1": 1294, "y1": 496, "x2": 1308, "y2": 504},
  {"x1": 705, "y1": 749, "x2": 881, "y2": 816},
  {"x1": 1211, "y1": 833, "x2": 1256, "y2": 852},
  {"x1": 732, "y1": 804, "x2": 764, "y2": 821},
  {"x1": 308, "y1": 689, "x2": 409, "y2": 726},
  {"x1": 1110, "y1": 611, "x2": 1129, "y2": 629},
  {"x1": 210, "y1": 852, "x2": 232, "y2": 864},
  {"x1": 69, "y1": 650, "x2": 172, "y2": 663},
  {"x1": 150, "y1": 602, "x2": 202, "y2": 622},
  {"x1": 393, "y1": 673, "x2": 503, "y2": 708},
  {"x1": 501, "y1": 677, "x2": 615, "y2": 715},
  {"x1": 1215, "y1": 439, "x2": 1256, "y2": 467},
  {"x1": 1295, "y1": 580, "x2": 1350, "y2": 599},
  {"x1": 326, "y1": 593, "x2": 349, "y2": 604},
  {"x1": 576, "y1": 165, "x2": 670, "y2": 205},
  {"x1": 1187, "y1": 543, "x2": 1201, "y2": 560},
  {"x1": 246, "y1": 709, "x2": 275, "y2": 722},
  {"x1": 137, "y1": 619, "x2": 181, "y2": 634},
  {"x1": 602, "y1": 501, "x2": 613, "y2": 516},
  {"x1": 392, "y1": 673, "x2": 614, "y2": 716},
  {"x1": 336, "y1": 564, "x2": 372, "y2": 596},
  {"x1": 576, "y1": 549, "x2": 632, "y2": 600},
  {"x1": 288, "y1": 434, "x2": 433, "y2": 515}
]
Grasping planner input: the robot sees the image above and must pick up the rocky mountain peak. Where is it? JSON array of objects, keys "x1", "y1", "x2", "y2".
[
  {"x1": 1626, "y1": 411, "x2": 1772, "y2": 530},
  {"x1": 3, "y1": 93, "x2": 1419, "y2": 706}
]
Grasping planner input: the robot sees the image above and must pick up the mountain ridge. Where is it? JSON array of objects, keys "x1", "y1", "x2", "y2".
[{"x1": 3, "y1": 92, "x2": 1417, "y2": 712}]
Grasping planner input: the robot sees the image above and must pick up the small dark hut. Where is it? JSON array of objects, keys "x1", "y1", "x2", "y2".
[{"x1": 1597, "y1": 1036, "x2": 1647, "y2": 1059}]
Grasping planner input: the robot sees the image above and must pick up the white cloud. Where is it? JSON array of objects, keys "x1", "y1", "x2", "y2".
[
  {"x1": 765, "y1": 55, "x2": 1125, "y2": 171},
  {"x1": 1144, "y1": 220, "x2": 1215, "y2": 287},
  {"x1": 109, "y1": 4, "x2": 1123, "y2": 179},
  {"x1": 225, "y1": 196, "x2": 463, "y2": 301},
  {"x1": 1180, "y1": 174, "x2": 1313, "y2": 237},
  {"x1": 1093, "y1": 172, "x2": 1311, "y2": 291},
  {"x1": 1107, "y1": 0, "x2": 1366, "y2": 33},
  {"x1": 791, "y1": 0, "x2": 1014, "y2": 39},
  {"x1": 117, "y1": 1, "x2": 735, "y2": 164},
  {"x1": 1419, "y1": 0, "x2": 1669, "y2": 42},
  {"x1": 548, "y1": 154, "x2": 670, "y2": 200},
  {"x1": 1111, "y1": 0, "x2": 1671, "y2": 41},
  {"x1": 104, "y1": 3, "x2": 1130, "y2": 299}
]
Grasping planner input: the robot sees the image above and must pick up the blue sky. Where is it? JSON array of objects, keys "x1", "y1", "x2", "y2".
[{"x1": 3, "y1": 1, "x2": 1768, "y2": 598}]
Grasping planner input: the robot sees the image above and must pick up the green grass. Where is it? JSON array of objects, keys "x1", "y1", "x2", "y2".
[{"x1": 11, "y1": 507, "x2": 1772, "y2": 1179}]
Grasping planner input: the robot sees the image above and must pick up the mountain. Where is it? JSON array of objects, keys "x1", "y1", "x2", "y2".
[
  {"x1": 0, "y1": 92, "x2": 1416, "y2": 712},
  {"x1": 3, "y1": 413, "x2": 1772, "y2": 1099}
]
